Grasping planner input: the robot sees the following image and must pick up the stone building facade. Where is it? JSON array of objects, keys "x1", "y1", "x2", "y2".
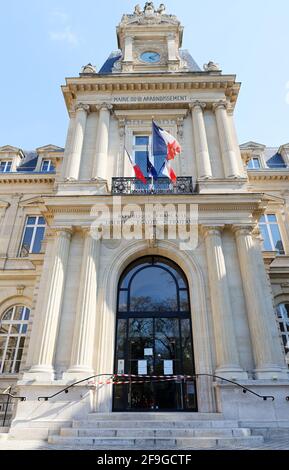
[{"x1": 0, "y1": 3, "x2": 289, "y2": 446}]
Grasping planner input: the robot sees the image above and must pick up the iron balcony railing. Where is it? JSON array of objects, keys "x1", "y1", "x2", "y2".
[{"x1": 111, "y1": 177, "x2": 195, "y2": 195}]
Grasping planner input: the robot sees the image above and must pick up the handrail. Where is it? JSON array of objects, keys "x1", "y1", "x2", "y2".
[
  {"x1": 195, "y1": 373, "x2": 275, "y2": 401},
  {"x1": 37, "y1": 372, "x2": 274, "y2": 402},
  {"x1": 0, "y1": 386, "x2": 26, "y2": 427},
  {"x1": 0, "y1": 389, "x2": 26, "y2": 402},
  {"x1": 38, "y1": 374, "x2": 114, "y2": 401}
]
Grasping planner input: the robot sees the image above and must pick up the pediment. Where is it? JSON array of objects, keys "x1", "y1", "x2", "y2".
[
  {"x1": 0, "y1": 145, "x2": 22, "y2": 154},
  {"x1": 240, "y1": 141, "x2": 266, "y2": 151},
  {"x1": 36, "y1": 144, "x2": 64, "y2": 153}
]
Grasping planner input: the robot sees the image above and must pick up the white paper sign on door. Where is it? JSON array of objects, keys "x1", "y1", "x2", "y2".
[
  {"x1": 164, "y1": 360, "x2": 173, "y2": 375},
  {"x1": 138, "y1": 360, "x2": 147, "y2": 375},
  {"x1": 118, "y1": 359, "x2": 125, "y2": 374},
  {"x1": 144, "y1": 348, "x2": 153, "y2": 356}
]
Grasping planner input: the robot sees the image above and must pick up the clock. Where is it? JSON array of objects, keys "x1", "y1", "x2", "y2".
[{"x1": 140, "y1": 52, "x2": 160, "y2": 63}]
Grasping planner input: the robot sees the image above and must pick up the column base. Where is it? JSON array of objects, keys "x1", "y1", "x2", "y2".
[
  {"x1": 215, "y1": 366, "x2": 248, "y2": 381},
  {"x1": 254, "y1": 366, "x2": 288, "y2": 380},
  {"x1": 22, "y1": 365, "x2": 55, "y2": 382},
  {"x1": 62, "y1": 368, "x2": 95, "y2": 382}
]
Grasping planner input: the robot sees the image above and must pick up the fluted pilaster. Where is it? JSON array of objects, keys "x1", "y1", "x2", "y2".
[
  {"x1": 233, "y1": 225, "x2": 287, "y2": 379},
  {"x1": 64, "y1": 229, "x2": 100, "y2": 377},
  {"x1": 92, "y1": 103, "x2": 113, "y2": 180},
  {"x1": 203, "y1": 225, "x2": 247, "y2": 378},
  {"x1": 190, "y1": 102, "x2": 212, "y2": 179},
  {"x1": 213, "y1": 101, "x2": 240, "y2": 178},
  {"x1": 66, "y1": 103, "x2": 90, "y2": 181},
  {"x1": 29, "y1": 229, "x2": 72, "y2": 378}
]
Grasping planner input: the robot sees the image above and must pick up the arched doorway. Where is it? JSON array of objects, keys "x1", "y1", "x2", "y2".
[{"x1": 113, "y1": 256, "x2": 197, "y2": 411}]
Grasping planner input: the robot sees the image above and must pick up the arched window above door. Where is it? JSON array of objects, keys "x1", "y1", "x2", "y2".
[
  {"x1": 118, "y1": 256, "x2": 189, "y2": 313},
  {"x1": 0, "y1": 305, "x2": 30, "y2": 374}
]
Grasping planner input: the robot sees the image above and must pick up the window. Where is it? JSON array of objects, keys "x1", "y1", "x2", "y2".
[
  {"x1": 0, "y1": 306, "x2": 30, "y2": 374},
  {"x1": 247, "y1": 157, "x2": 261, "y2": 169},
  {"x1": 41, "y1": 160, "x2": 54, "y2": 172},
  {"x1": 133, "y1": 135, "x2": 150, "y2": 177},
  {"x1": 259, "y1": 214, "x2": 285, "y2": 254},
  {"x1": 275, "y1": 304, "x2": 289, "y2": 367},
  {"x1": 19, "y1": 216, "x2": 46, "y2": 257},
  {"x1": 0, "y1": 161, "x2": 12, "y2": 173}
]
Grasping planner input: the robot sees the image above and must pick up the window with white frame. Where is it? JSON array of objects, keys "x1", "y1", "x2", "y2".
[
  {"x1": 247, "y1": 157, "x2": 261, "y2": 169},
  {"x1": 275, "y1": 303, "x2": 289, "y2": 367},
  {"x1": 258, "y1": 214, "x2": 285, "y2": 254},
  {"x1": 0, "y1": 161, "x2": 12, "y2": 173},
  {"x1": 41, "y1": 159, "x2": 54, "y2": 172},
  {"x1": 133, "y1": 135, "x2": 150, "y2": 177},
  {"x1": 19, "y1": 216, "x2": 46, "y2": 257},
  {"x1": 0, "y1": 306, "x2": 30, "y2": 374}
]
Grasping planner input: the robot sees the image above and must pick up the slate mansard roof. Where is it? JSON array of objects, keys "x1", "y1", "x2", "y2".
[{"x1": 98, "y1": 50, "x2": 202, "y2": 74}]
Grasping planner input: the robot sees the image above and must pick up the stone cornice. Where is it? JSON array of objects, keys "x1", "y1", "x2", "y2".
[
  {"x1": 0, "y1": 173, "x2": 56, "y2": 185},
  {"x1": 248, "y1": 170, "x2": 289, "y2": 181},
  {"x1": 62, "y1": 75, "x2": 240, "y2": 114},
  {"x1": 39, "y1": 193, "x2": 268, "y2": 216}
]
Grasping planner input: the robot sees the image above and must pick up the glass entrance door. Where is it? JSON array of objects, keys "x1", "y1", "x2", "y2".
[{"x1": 113, "y1": 256, "x2": 197, "y2": 412}]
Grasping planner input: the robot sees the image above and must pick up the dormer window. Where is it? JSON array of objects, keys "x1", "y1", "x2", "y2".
[
  {"x1": 0, "y1": 161, "x2": 12, "y2": 173},
  {"x1": 247, "y1": 157, "x2": 261, "y2": 169},
  {"x1": 41, "y1": 160, "x2": 54, "y2": 172}
]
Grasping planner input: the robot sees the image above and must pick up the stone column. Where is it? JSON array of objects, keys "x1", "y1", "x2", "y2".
[
  {"x1": 233, "y1": 225, "x2": 287, "y2": 379},
  {"x1": 203, "y1": 226, "x2": 247, "y2": 379},
  {"x1": 92, "y1": 103, "x2": 112, "y2": 180},
  {"x1": 29, "y1": 229, "x2": 72, "y2": 379},
  {"x1": 66, "y1": 103, "x2": 90, "y2": 181},
  {"x1": 64, "y1": 229, "x2": 100, "y2": 378},
  {"x1": 190, "y1": 102, "x2": 212, "y2": 179},
  {"x1": 213, "y1": 101, "x2": 240, "y2": 178},
  {"x1": 124, "y1": 35, "x2": 133, "y2": 62}
]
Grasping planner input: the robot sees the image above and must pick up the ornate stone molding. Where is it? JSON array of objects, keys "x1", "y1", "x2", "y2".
[
  {"x1": 96, "y1": 102, "x2": 113, "y2": 112},
  {"x1": 212, "y1": 100, "x2": 228, "y2": 112},
  {"x1": 75, "y1": 103, "x2": 90, "y2": 114},
  {"x1": 201, "y1": 225, "x2": 225, "y2": 238},
  {"x1": 189, "y1": 101, "x2": 207, "y2": 111}
]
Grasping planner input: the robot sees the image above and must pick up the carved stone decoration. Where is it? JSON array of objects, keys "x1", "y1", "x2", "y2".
[
  {"x1": 144, "y1": 2, "x2": 155, "y2": 16},
  {"x1": 203, "y1": 61, "x2": 222, "y2": 72},
  {"x1": 176, "y1": 117, "x2": 184, "y2": 138},
  {"x1": 81, "y1": 63, "x2": 96, "y2": 74},
  {"x1": 16, "y1": 285, "x2": 25, "y2": 296},
  {"x1": 134, "y1": 4, "x2": 142, "y2": 15},
  {"x1": 157, "y1": 3, "x2": 166, "y2": 14}
]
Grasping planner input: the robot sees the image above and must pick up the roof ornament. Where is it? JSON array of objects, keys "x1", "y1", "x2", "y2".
[
  {"x1": 133, "y1": 3, "x2": 166, "y2": 16},
  {"x1": 81, "y1": 63, "x2": 96, "y2": 74},
  {"x1": 134, "y1": 4, "x2": 142, "y2": 15},
  {"x1": 203, "y1": 61, "x2": 221, "y2": 72},
  {"x1": 157, "y1": 3, "x2": 166, "y2": 14}
]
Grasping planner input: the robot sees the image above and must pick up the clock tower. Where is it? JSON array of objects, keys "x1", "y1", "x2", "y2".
[{"x1": 116, "y1": 2, "x2": 186, "y2": 73}]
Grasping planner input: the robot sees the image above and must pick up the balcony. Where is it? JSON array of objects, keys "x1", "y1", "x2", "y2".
[{"x1": 111, "y1": 177, "x2": 195, "y2": 195}]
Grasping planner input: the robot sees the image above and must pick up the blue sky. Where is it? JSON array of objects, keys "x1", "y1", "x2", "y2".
[{"x1": 1, "y1": 0, "x2": 288, "y2": 149}]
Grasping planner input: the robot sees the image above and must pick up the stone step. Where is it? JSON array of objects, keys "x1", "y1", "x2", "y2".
[
  {"x1": 61, "y1": 427, "x2": 251, "y2": 438},
  {"x1": 73, "y1": 419, "x2": 240, "y2": 429},
  {"x1": 87, "y1": 412, "x2": 224, "y2": 421},
  {"x1": 48, "y1": 435, "x2": 264, "y2": 449}
]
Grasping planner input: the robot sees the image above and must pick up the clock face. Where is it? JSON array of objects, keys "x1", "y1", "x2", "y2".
[{"x1": 140, "y1": 52, "x2": 160, "y2": 63}]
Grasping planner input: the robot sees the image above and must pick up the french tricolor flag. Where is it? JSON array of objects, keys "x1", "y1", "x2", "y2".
[
  {"x1": 124, "y1": 147, "x2": 147, "y2": 185},
  {"x1": 152, "y1": 121, "x2": 181, "y2": 161},
  {"x1": 152, "y1": 120, "x2": 180, "y2": 183}
]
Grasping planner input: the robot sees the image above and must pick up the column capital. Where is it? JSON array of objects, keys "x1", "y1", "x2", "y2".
[
  {"x1": 189, "y1": 101, "x2": 207, "y2": 111},
  {"x1": 74, "y1": 102, "x2": 90, "y2": 114},
  {"x1": 53, "y1": 227, "x2": 73, "y2": 240},
  {"x1": 97, "y1": 102, "x2": 113, "y2": 112},
  {"x1": 202, "y1": 225, "x2": 225, "y2": 238},
  {"x1": 231, "y1": 224, "x2": 255, "y2": 237},
  {"x1": 212, "y1": 100, "x2": 228, "y2": 112}
]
